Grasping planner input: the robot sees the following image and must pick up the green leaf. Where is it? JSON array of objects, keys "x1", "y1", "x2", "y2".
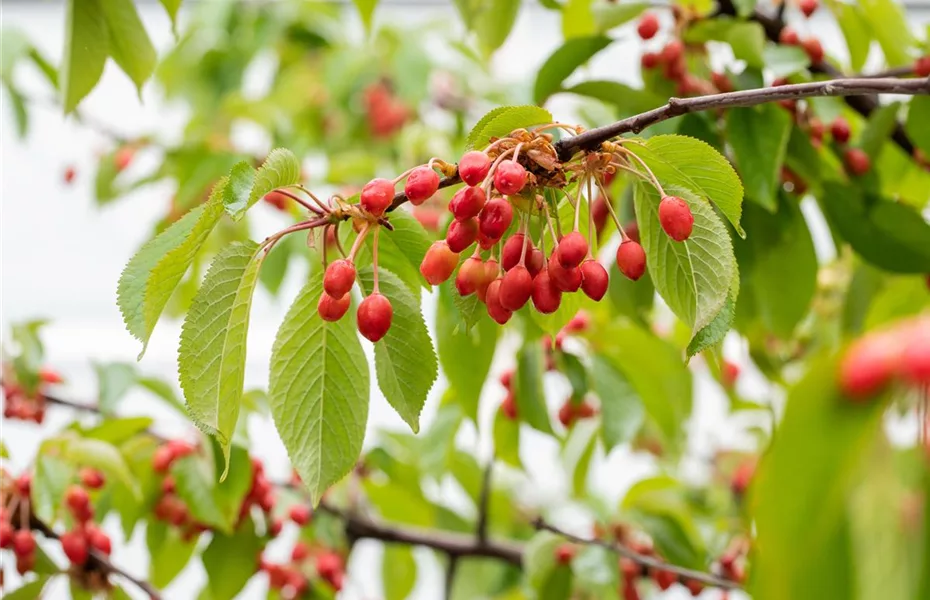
[
  {"x1": 634, "y1": 184, "x2": 737, "y2": 335},
  {"x1": 493, "y1": 408, "x2": 521, "y2": 468},
  {"x1": 905, "y1": 96, "x2": 930, "y2": 156},
  {"x1": 158, "y1": 0, "x2": 182, "y2": 33},
  {"x1": 533, "y1": 36, "x2": 612, "y2": 104},
  {"x1": 514, "y1": 341, "x2": 554, "y2": 435},
  {"x1": 32, "y1": 455, "x2": 74, "y2": 522},
  {"x1": 596, "y1": 323, "x2": 692, "y2": 451},
  {"x1": 684, "y1": 19, "x2": 764, "y2": 68},
  {"x1": 202, "y1": 526, "x2": 265, "y2": 600},
  {"x1": 751, "y1": 354, "x2": 886, "y2": 599},
  {"x1": 258, "y1": 233, "x2": 293, "y2": 295},
  {"x1": 383, "y1": 545, "x2": 417, "y2": 600},
  {"x1": 221, "y1": 162, "x2": 257, "y2": 220},
  {"x1": 66, "y1": 437, "x2": 139, "y2": 497},
  {"x1": 436, "y1": 282, "x2": 499, "y2": 422},
  {"x1": 211, "y1": 443, "x2": 255, "y2": 530},
  {"x1": 99, "y1": 0, "x2": 156, "y2": 94},
  {"x1": 94, "y1": 149, "x2": 124, "y2": 205},
  {"x1": 821, "y1": 182, "x2": 930, "y2": 274},
  {"x1": 353, "y1": 0, "x2": 379, "y2": 33},
  {"x1": 147, "y1": 521, "x2": 199, "y2": 588},
  {"x1": 94, "y1": 361, "x2": 137, "y2": 414},
  {"x1": 860, "y1": 102, "x2": 901, "y2": 158},
  {"x1": 465, "y1": 105, "x2": 554, "y2": 150},
  {"x1": 725, "y1": 104, "x2": 792, "y2": 211},
  {"x1": 170, "y1": 455, "x2": 226, "y2": 530},
  {"x1": 562, "y1": 0, "x2": 595, "y2": 39},
  {"x1": 117, "y1": 191, "x2": 225, "y2": 357},
  {"x1": 563, "y1": 419, "x2": 598, "y2": 496},
  {"x1": 592, "y1": 1, "x2": 649, "y2": 31},
  {"x1": 61, "y1": 0, "x2": 108, "y2": 113},
  {"x1": 632, "y1": 135, "x2": 745, "y2": 237},
  {"x1": 358, "y1": 210, "x2": 433, "y2": 292},
  {"x1": 525, "y1": 531, "x2": 564, "y2": 589},
  {"x1": 137, "y1": 376, "x2": 187, "y2": 416},
  {"x1": 590, "y1": 354, "x2": 644, "y2": 451},
  {"x1": 856, "y1": 0, "x2": 916, "y2": 66},
  {"x1": 358, "y1": 268, "x2": 437, "y2": 433},
  {"x1": 830, "y1": 1, "x2": 871, "y2": 72},
  {"x1": 81, "y1": 416, "x2": 153, "y2": 444},
  {"x1": 5, "y1": 82, "x2": 28, "y2": 137},
  {"x1": 179, "y1": 241, "x2": 264, "y2": 473},
  {"x1": 269, "y1": 274, "x2": 370, "y2": 504},
  {"x1": 3, "y1": 577, "x2": 52, "y2": 599},
  {"x1": 225, "y1": 149, "x2": 301, "y2": 220},
  {"x1": 607, "y1": 259, "x2": 654, "y2": 325},
  {"x1": 473, "y1": 0, "x2": 522, "y2": 56},
  {"x1": 762, "y1": 45, "x2": 811, "y2": 78},
  {"x1": 734, "y1": 196, "x2": 817, "y2": 338},
  {"x1": 686, "y1": 294, "x2": 735, "y2": 358},
  {"x1": 562, "y1": 80, "x2": 664, "y2": 117}
]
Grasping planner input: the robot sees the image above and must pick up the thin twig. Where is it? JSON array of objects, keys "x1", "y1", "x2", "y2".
[
  {"x1": 475, "y1": 463, "x2": 493, "y2": 545},
  {"x1": 444, "y1": 556, "x2": 459, "y2": 600}
]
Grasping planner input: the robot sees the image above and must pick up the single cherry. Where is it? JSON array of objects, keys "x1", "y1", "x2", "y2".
[
  {"x1": 456, "y1": 257, "x2": 485, "y2": 296},
  {"x1": 580, "y1": 260, "x2": 609, "y2": 301},
  {"x1": 500, "y1": 266, "x2": 533, "y2": 311},
  {"x1": 802, "y1": 37, "x2": 824, "y2": 63},
  {"x1": 478, "y1": 197, "x2": 514, "y2": 241},
  {"x1": 557, "y1": 231, "x2": 588, "y2": 268},
  {"x1": 420, "y1": 241, "x2": 459, "y2": 285},
  {"x1": 526, "y1": 247, "x2": 545, "y2": 278},
  {"x1": 916, "y1": 55, "x2": 930, "y2": 77},
  {"x1": 360, "y1": 178, "x2": 395, "y2": 216},
  {"x1": 779, "y1": 27, "x2": 800, "y2": 46},
  {"x1": 637, "y1": 13, "x2": 659, "y2": 40},
  {"x1": 843, "y1": 148, "x2": 871, "y2": 176},
  {"x1": 616, "y1": 240, "x2": 646, "y2": 281},
  {"x1": 501, "y1": 393, "x2": 518, "y2": 420},
  {"x1": 548, "y1": 254, "x2": 583, "y2": 292},
  {"x1": 486, "y1": 279, "x2": 513, "y2": 325},
  {"x1": 357, "y1": 293, "x2": 393, "y2": 342},
  {"x1": 449, "y1": 186, "x2": 487, "y2": 220},
  {"x1": 446, "y1": 217, "x2": 479, "y2": 253},
  {"x1": 458, "y1": 151, "x2": 491, "y2": 186},
  {"x1": 323, "y1": 259, "x2": 356, "y2": 299},
  {"x1": 404, "y1": 167, "x2": 440, "y2": 205},
  {"x1": 289, "y1": 504, "x2": 312, "y2": 526},
  {"x1": 61, "y1": 531, "x2": 88, "y2": 565},
  {"x1": 838, "y1": 332, "x2": 899, "y2": 399},
  {"x1": 80, "y1": 468, "x2": 105, "y2": 490},
  {"x1": 830, "y1": 117, "x2": 851, "y2": 144},
  {"x1": 493, "y1": 161, "x2": 527, "y2": 196},
  {"x1": 641, "y1": 52, "x2": 660, "y2": 70},
  {"x1": 318, "y1": 292, "x2": 351, "y2": 322},
  {"x1": 501, "y1": 234, "x2": 531, "y2": 271},
  {"x1": 799, "y1": 0, "x2": 818, "y2": 18},
  {"x1": 658, "y1": 195, "x2": 694, "y2": 241},
  {"x1": 554, "y1": 543, "x2": 576, "y2": 565},
  {"x1": 532, "y1": 270, "x2": 562, "y2": 314}
]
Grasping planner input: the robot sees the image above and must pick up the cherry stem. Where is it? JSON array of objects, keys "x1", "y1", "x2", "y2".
[
  {"x1": 482, "y1": 148, "x2": 517, "y2": 192},
  {"x1": 518, "y1": 212, "x2": 531, "y2": 267},
  {"x1": 586, "y1": 176, "x2": 595, "y2": 255},
  {"x1": 294, "y1": 184, "x2": 332, "y2": 213},
  {"x1": 393, "y1": 167, "x2": 417, "y2": 185},
  {"x1": 533, "y1": 123, "x2": 582, "y2": 135},
  {"x1": 261, "y1": 218, "x2": 328, "y2": 254},
  {"x1": 543, "y1": 201, "x2": 561, "y2": 247},
  {"x1": 275, "y1": 188, "x2": 323, "y2": 214},
  {"x1": 512, "y1": 142, "x2": 524, "y2": 164},
  {"x1": 333, "y1": 224, "x2": 348, "y2": 258},
  {"x1": 372, "y1": 226, "x2": 381, "y2": 293},
  {"x1": 594, "y1": 178, "x2": 627, "y2": 239},
  {"x1": 482, "y1": 137, "x2": 516, "y2": 154},
  {"x1": 615, "y1": 144, "x2": 666, "y2": 197},
  {"x1": 348, "y1": 224, "x2": 370, "y2": 263},
  {"x1": 572, "y1": 174, "x2": 585, "y2": 232}
]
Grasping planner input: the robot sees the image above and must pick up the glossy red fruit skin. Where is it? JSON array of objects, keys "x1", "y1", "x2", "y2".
[
  {"x1": 580, "y1": 260, "x2": 609, "y2": 301},
  {"x1": 652, "y1": 569, "x2": 677, "y2": 591},
  {"x1": 548, "y1": 254, "x2": 583, "y2": 292},
  {"x1": 799, "y1": 0, "x2": 818, "y2": 17},
  {"x1": 323, "y1": 259, "x2": 356, "y2": 299},
  {"x1": 637, "y1": 13, "x2": 659, "y2": 40},
  {"x1": 557, "y1": 231, "x2": 588, "y2": 268},
  {"x1": 446, "y1": 217, "x2": 479, "y2": 253},
  {"x1": 900, "y1": 330, "x2": 930, "y2": 386},
  {"x1": 558, "y1": 401, "x2": 575, "y2": 428},
  {"x1": 684, "y1": 579, "x2": 704, "y2": 596},
  {"x1": 360, "y1": 178, "x2": 395, "y2": 216},
  {"x1": 658, "y1": 196, "x2": 694, "y2": 242},
  {"x1": 916, "y1": 56, "x2": 930, "y2": 77},
  {"x1": 839, "y1": 332, "x2": 900, "y2": 399},
  {"x1": 66, "y1": 485, "x2": 90, "y2": 513},
  {"x1": 641, "y1": 52, "x2": 660, "y2": 69},
  {"x1": 456, "y1": 257, "x2": 485, "y2": 296},
  {"x1": 526, "y1": 248, "x2": 545, "y2": 278},
  {"x1": 88, "y1": 527, "x2": 111, "y2": 555},
  {"x1": 662, "y1": 39, "x2": 684, "y2": 63},
  {"x1": 459, "y1": 151, "x2": 491, "y2": 186},
  {"x1": 592, "y1": 195, "x2": 609, "y2": 233},
  {"x1": 80, "y1": 468, "x2": 105, "y2": 490},
  {"x1": 61, "y1": 531, "x2": 88, "y2": 565},
  {"x1": 318, "y1": 292, "x2": 351, "y2": 322},
  {"x1": 263, "y1": 191, "x2": 289, "y2": 211},
  {"x1": 554, "y1": 544, "x2": 576, "y2": 565},
  {"x1": 478, "y1": 197, "x2": 514, "y2": 240},
  {"x1": 493, "y1": 161, "x2": 527, "y2": 196},
  {"x1": 0, "y1": 521, "x2": 14, "y2": 548},
  {"x1": 404, "y1": 167, "x2": 440, "y2": 205},
  {"x1": 486, "y1": 279, "x2": 513, "y2": 325},
  {"x1": 420, "y1": 241, "x2": 459, "y2": 285},
  {"x1": 616, "y1": 240, "x2": 647, "y2": 281},
  {"x1": 357, "y1": 293, "x2": 393, "y2": 342},
  {"x1": 779, "y1": 27, "x2": 800, "y2": 46},
  {"x1": 501, "y1": 393, "x2": 518, "y2": 419},
  {"x1": 12, "y1": 530, "x2": 36, "y2": 557},
  {"x1": 831, "y1": 117, "x2": 851, "y2": 144},
  {"x1": 289, "y1": 504, "x2": 312, "y2": 526},
  {"x1": 532, "y1": 270, "x2": 562, "y2": 314},
  {"x1": 501, "y1": 234, "x2": 530, "y2": 272},
  {"x1": 802, "y1": 37, "x2": 824, "y2": 63},
  {"x1": 477, "y1": 259, "x2": 499, "y2": 302},
  {"x1": 500, "y1": 266, "x2": 533, "y2": 311},
  {"x1": 449, "y1": 186, "x2": 487, "y2": 221},
  {"x1": 844, "y1": 148, "x2": 871, "y2": 176},
  {"x1": 291, "y1": 541, "x2": 310, "y2": 562}
]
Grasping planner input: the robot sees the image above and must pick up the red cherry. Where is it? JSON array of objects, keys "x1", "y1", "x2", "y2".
[
  {"x1": 526, "y1": 247, "x2": 545, "y2": 278},
  {"x1": 152, "y1": 446, "x2": 174, "y2": 473},
  {"x1": 269, "y1": 518, "x2": 284, "y2": 537},
  {"x1": 446, "y1": 217, "x2": 479, "y2": 253},
  {"x1": 658, "y1": 195, "x2": 694, "y2": 242},
  {"x1": 799, "y1": 0, "x2": 818, "y2": 18},
  {"x1": 458, "y1": 151, "x2": 491, "y2": 186},
  {"x1": 779, "y1": 26, "x2": 800, "y2": 46},
  {"x1": 318, "y1": 292, "x2": 351, "y2": 322},
  {"x1": 843, "y1": 148, "x2": 871, "y2": 176},
  {"x1": 291, "y1": 541, "x2": 310, "y2": 561},
  {"x1": 501, "y1": 392, "x2": 518, "y2": 420},
  {"x1": 79, "y1": 468, "x2": 105, "y2": 490},
  {"x1": 12, "y1": 530, "x2": 36, "y2": 557},
  {"x1": 477, "y1": 229, "x2": 497, "y2": 250},
  {"x1": 323, "y1": 259, "x2": 356, "y2": 299},
  {"x1": 287, "y1": 570, "x2": 309, "y2": 595},
  {"x1": 576, "y1": 401, "x2": 596, "y2": 419},
  {"x1": 114, "y1": 146, "x2": 134, "y2": 171},
  {"x1": 916, "y1": 56, "x2": 930, "y2": 77},
  {"x1": 493, "y1": 161, "x2": 527, "y2": 196},
  {"x1": 357, "y1": 293, "x2": 393, "y2": 342},
  {"x1": 652, "y1": 568, "x2": 677, "y2": 590},
  {"x1": 66, "y1": 485, "x2": 90, "y2": 513},
  {"x1": 731, "y1": 457, "x2": 757, "y2": 496},
  {"x1": 564, "y1": 311, "x2": 590, "y2": 333},
  {"x1": 684, "y1": 579, "x2": 704, "y2": 596},
  {"x1": 63, "y1": 166, "x2": 77, "y2": 184},
  {"x1": 486, "y1": 279, "x2": 513, "y2": 325},
  {"x1": 449, "y1": 186, "x2": 487, "y2": 220},
  {"x1": 87, "y1": 526, "x2": 112, "y2": 555},
  {"x1": 404, "y1": 167, "x2": 440, "y2": 205},
  {"x1": 839, "y1": 332, "x2": 900, "y2": 399},
  {"x1": 637, "y1": 13, "x2": 659, "y2": 40},
  {"x1": 662, "y1": 39, "x2": 684, "y2": 63},
  {"x1": 722, "y1": 360, "x2": 740, "y2": 388},
  {"x1": 478, "y1": 197, "x2": 514, "y2": 241},
  {"x1": 61, "y1": 530, "x2": 89, "y2": 565},
  {"x1": 592, "y1": 195, "x2": 609, "y2": 233},
  {"x1": 616, "y1": 240, "x2": 646, "y2": 281},
  {"x1": 0, "y1": 522, "x2": 14, "y2": 548},
  {"x1": 641, "y1": 52, "x2": 660, "y2": 70},
  {"x1": 500, "y1": 370, "x2": 513, "y2": 389},
  {"x1": 289, "y1": 504, "x2": 312, "y2": 526},
  {"x1": 477, "y1": 259, "x2": 499, "y2": 302},
  {"x1": 38, "y1": 368, "x2": 63, "y2": 384},
  {"x1": 830, "y1": 117, "x2": 851, "y2": 144},
  {"x1": 554, "y1": 543, "x2": 576, "y2": 565},
  {"x1": 15, "y1": 473, "x2": 31, "y2": 495},
  {"x1": 558, "y1": 401, "x2": 575, "y2": 428},
  {"x1": 500, "y1": 266, "x2": 533, "y2": 311},
  {"x1": 501, "y1": 234, "x2": 531, "y2": 272},
  {"x1": 711, "y1": 71, "x2": 733, "y2": 92},
  {"x1": 548, "y1": 254, "x2": 583, "y2": 292},
  {"x1": 531, "y1": 270, "x2": 562, "y2": 314},
  {"x1": 360, "y1": 178, "x2": 395, "y2": 216},
  {"x1": 557, "y1": 231, "x2": 588, "y2": 268},
  {"x1": 580, "y1": 260, "x2": 609, "y2": 301},
  {"x1": 263, "y1": 191, "x2": 289, "y2": 211},
  {"x1": 316, "y1": 551, "x2": 344, "y2": 580},
  {"x1": 802, "y1": 37, "x2": 824, "y2": 63},
  {"x1": 456, "y1": 257, "x2": 485, "y2": 296},
  {"x1": 420, "y1": 240, "x2": 460, "y2": 285},
  {"x1": 900, "y1": 335, "x2": 930, "y2": 386}
]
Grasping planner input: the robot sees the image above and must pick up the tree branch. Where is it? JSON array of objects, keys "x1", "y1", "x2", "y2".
[{"x1": 533, "y1": 518, "x2": 741, "y2": 590}]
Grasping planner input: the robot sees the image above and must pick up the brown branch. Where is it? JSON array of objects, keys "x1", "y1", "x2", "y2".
[
  {"x1": 554, "y1": 77, "x2": 929, "y2": 160},
  {"x1": 475, "y1": 462, "x2": 493, "y2": 544},
  {"x1": 533, "y1": 518, "x2": 742, "y2": 590},
  {"x1": 30, "y1": 516, "x2": 162, "y2": 599}
]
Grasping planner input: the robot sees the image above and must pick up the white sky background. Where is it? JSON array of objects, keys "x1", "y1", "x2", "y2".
[{"x1": 2, "y1": 2, "x2": 928, "y2": 599}]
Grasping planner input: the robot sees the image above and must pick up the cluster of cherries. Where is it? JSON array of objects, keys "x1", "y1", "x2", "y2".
[
  {"x1": 1, "y1": 367, "x2": 65, "y2": 423},
  {"x1": 839, "y1": 314, "x2": 930, "y2": 400},
  {"x1": 59, "y1": 470, "x2": 114, "y2": 568},
  {"x1": 260, "y1": 540, "x2": 345, "y2": 597},
  {"x1": 362, "y1": 81, "x2": 411, "y2": 139}
]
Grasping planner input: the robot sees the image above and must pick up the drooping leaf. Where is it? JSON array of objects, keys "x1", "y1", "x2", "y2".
[
  {"x1": 533, "y1": 36, "x2": 612, "y2": 104},
  {"x1": 437, "y1": 282, "x2": 499, "y2": 422},
  {"x1": 562, "y1": 80, "x2": 664, "y2": 117},
  {"x1": 493, "y1": 407, "x2": 521, "y2": 468},
  {"x1": 158, "y1": 0, "x2": 183, "y2": 33},
  {"x1": 634, "y1": 184, "x2": 738, "y2": 335},
  {"x1": 562, "y1": 0, "x2": 595, "y2": 39},
  {"x1": 358, "y1": 268, "x2": 437, "y2": 432},
  {"x1": 32, "y1": 454, "x2": 74, "y2": 522},
  {"x1": 224, "y1": 148, "x2": 301, "y2": 220},
  {"x1": 762, "y1": 45, "x2": 811, "y2": 78},
  {"x1": 860, "y1": 102, "x2": 901, "y2": 159},
  {"x1": 821, "y1": 182, "x2": 930, "y2": 273},
  {"x1": 269, "y1": 274, "x2": 370, "y2": 504},
  {"x1": 93, "y1": 361, "x2": 137, "y2": 414},
  {"x1": 465, "y1": 105, "x2": 554, "y2": 149},
  {"x1": 178, "y1": 241, "x2": 264, "y2": 472},
  {"x1": 856, "y1": 0, "x2": 916, "y2": 66},
  {"x1": 473, "y1": 0, "x2": 522, "y2": 56},
  {"x1": 66, "y1": 437, "x2": 139, "y2": 497},
  {"x1": 98, "y1": 0, "x2": 157, "y2": 95},
  {"x1": 562, "y1": 418, "x2": 598, "y2": 496},
  {"x1": 686, "y1": 293, "x2": 735, "y2": 358},
  {"x1": 725, "y1": 104, "x2": 792, "y2": 212},
  {"x1": 905, "y1": 96, "x2": 930, "y2": 156},
  {"x1": 830, "y1": 0, "x2": 871, "y2": 72},
  {"x1": 61, "y1": 0, "x2": 108, "y2": 113},
  {"x1": 382, "y1": 544, "x2": 417, "y2": 600},
  {"x1": 170, "y1": 454, "x2": 226, "y2": 530},
  {"x1": 592, "y1": 1, "x2": 649, "y2": 31},
  {"x1": 147, "y1": 521, "x2": 199, "y2": 588},
  {"x1": 2, "y1": 577, "x2": 52, "y2": 599},
  {"x1": 590, "y1": 354, "x2": 645, "y2": 451},
  {"x1": 353, "y1": 0, "x2": 379, "y2": 33},
  {"x1": 514, "y1": 341, "x2": 554, "y2": 435},
  {"x1": 631, "y1": 135, "x2": 745, "y2": 237},
  {"x1": 202, "y1": 525, "x2": 265, "y2": 600}
]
